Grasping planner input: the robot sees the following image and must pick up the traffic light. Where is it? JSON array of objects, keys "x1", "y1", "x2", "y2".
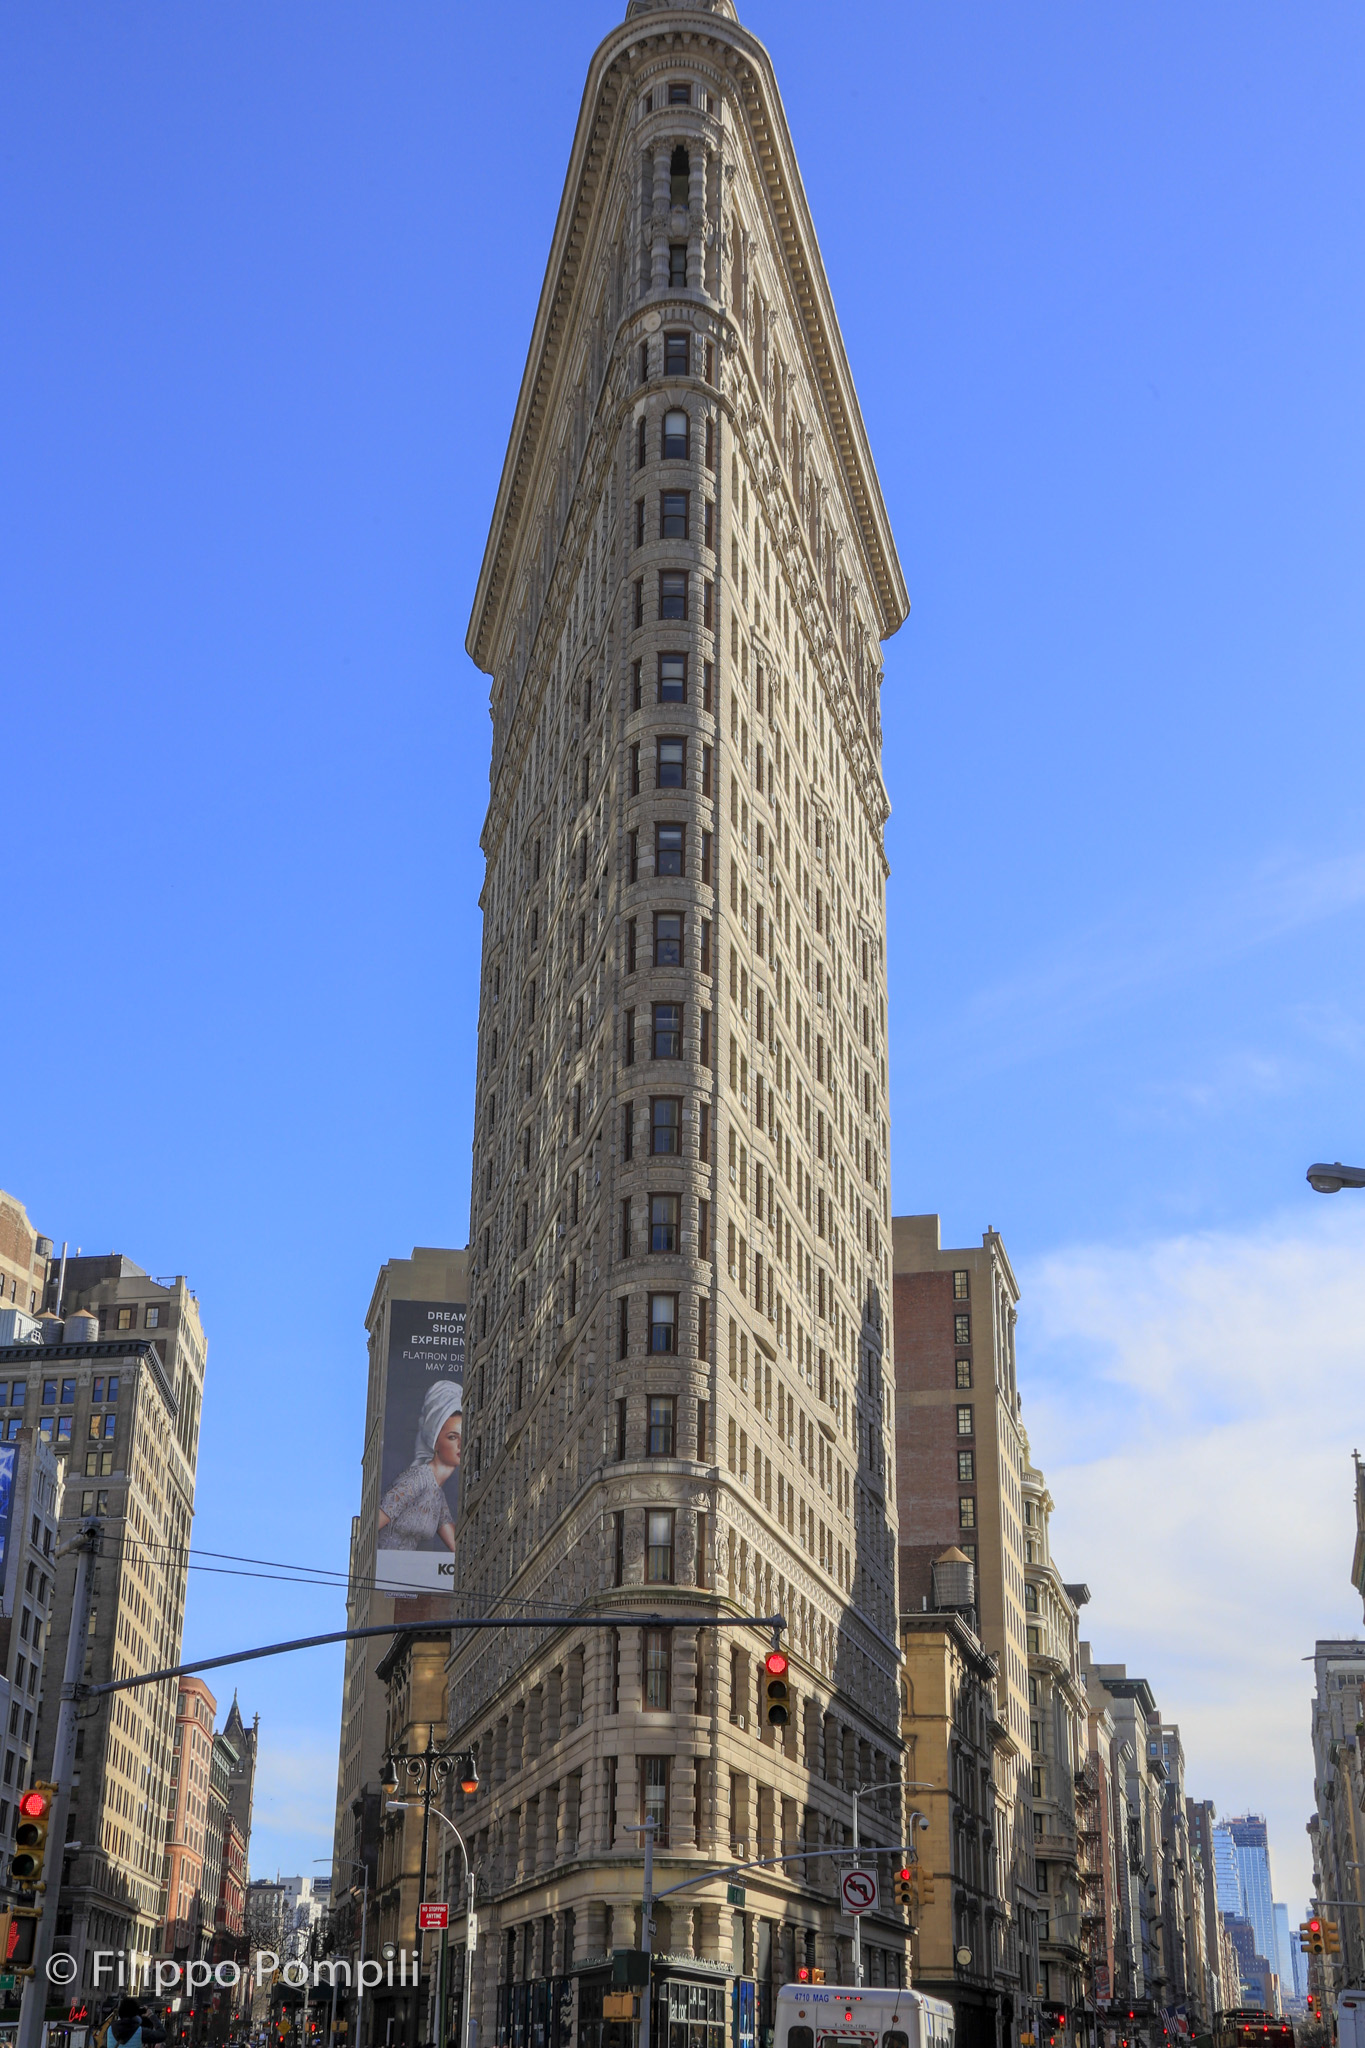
[
  {"x1": 1325, "y1": 1921, "x2": 1341, "y2": 1956},
  {"x1": 896, "y1": 1865, "x2": 915, "y2": 1911},
  {"x1": 920, "y1": 1868, "x2": 936, "y2": 1906},
  {"x1": 10, "y1": 1785, "x2": 54, "y2": 1889},
  {"x1": 0, "y1": 1909, "x2": 41, "y2": 1975},
  {"x1": 1304, "y1": 1917, "x2": 1325, "y2": 1955},
  {"x1": 764, "y1": 1649, "x2": 790, "y2": 1727}
]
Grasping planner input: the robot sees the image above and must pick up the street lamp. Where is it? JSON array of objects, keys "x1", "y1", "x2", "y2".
[
  {"x1": 379, "y1": 1736, "x2": 478, "y2": 2043},
  {"x1": 1307, "y1": 1162, "x2": 1365, "y2": 1193},
  {"x1": 386, "y1": 1801, "x2": 476, "y2": 2048}
]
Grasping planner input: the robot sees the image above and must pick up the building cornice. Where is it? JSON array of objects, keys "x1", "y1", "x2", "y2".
[{"x1": 465, "y1": 8, "x2": 906, "y2": 678}]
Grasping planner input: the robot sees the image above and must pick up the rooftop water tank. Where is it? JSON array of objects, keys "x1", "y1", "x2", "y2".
[
  {"x1": 38, "y1": 1315, "x2": 64, "y2": 1347},
  {"x1": 932, "y1": 1546, "x2": 976, "y2": 1613},
  {"x1": 65, "y1": 1311, "x2": 99, "y2": 1344}
]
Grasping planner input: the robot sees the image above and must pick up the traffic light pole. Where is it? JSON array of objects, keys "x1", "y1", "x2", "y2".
[{"x1": 17, "y1": 1519, "x2": 100, "y2": 2048}]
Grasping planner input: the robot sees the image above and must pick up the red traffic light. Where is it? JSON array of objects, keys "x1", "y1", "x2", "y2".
[
  {"x1": 1309, "y1": 1917, "x2": 1322, "y2": 1932},
  {"x1": 898, "y1": 1867, "x2": 912, "y2": 1882},
  {"x1": 17, "y1": 1792, "x2": 47, "y2": 1821},
  {"x1": 765, "y1": 1650, "x2": 789, "y2": 1677}
]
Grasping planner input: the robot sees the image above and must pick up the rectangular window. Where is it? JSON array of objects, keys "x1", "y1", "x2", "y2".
[
  {"x1": 957, "y1": 1405, "x2": 974, "y2": 1436},
  {"x1": 632, "y1": 659, "x2": 643, "y2": 711},
  {"x1": 60, "y1": 1379, "x2": 75, "y2": 1405},
  {"x1": 651, "y1": 1194, "x2": 679, "y2": 1254},
  {"x1": 1027, "y1": 1626, "x2": 1041, "y2": 1654},
  {"x1": 647, "y1": 1395, "x2": 676, "y2": 1455},
  {"x1": 668, "y1": 244, "x2": 687, "y2": 288},
  {"x1": 633, "y1": 579, "x2": 644, "y2": 628},
  {"x1": 145, "y1": 1306, "x2": 161, "y2": 1329},
  {"x1": 698, "y1": 1103, "x2": 710, "y2": 1162},
  {"x1": 623, "y1": 1102, "x2": 635, "y2": 1160},
  {"x1": 664, "y1": 332, "x2": 689, "y2": 377},
  {"x1": 652, "y1": 1001, "x2": 682, "y2": 1057},
  {"x1": 635, "y1": 499, "x2": 645, "y2": 548},
  {"x1": 959, "y1": 1496, "x2": 976, "y2": 1529},
  {"x1": 658, "y1": 653, "x2": 687, "y2": 703},
  {"x1": 659, "y1": 570, "x2": 688, "y2": 621},
  {"x1": 700, "y1": 918, "x2": 712, "y2": 973},
  {"x1": 703, "y1": 664, "x2": 713, "y2": 713},
  {"x1": 637, "y1": 413, "x2": 647, "y2": 465},
  {"x1": 705, "y1": 411, "x2": 715, "y2": 461},
  {"x1": 650, "y1": 1294, "x2": 678, "y2": 1354},
  {"x1": 957, "y1": 1450, "x2": 975, "y2": 1482},
  {"x1": 661, "y1": 490, "x2": 689, "y2": 539},
  {"x1": 629, "y1": 829, "x2": 640, "y2": 882},
  {"x1": 624, "y1": 1007, "x2": 636, "y2": 1064},
  {"x1": 646, "y1": 1512, "x2": 676, "y2": 1584},
  {"x1": 621, "y1": 1199, "x2": 633, "y2": 1259},
  {"x1": 644, "y1": 1629, "x2": 672, "y2": 1710},
  {"x1": 613, "y1": 1511, "x2": 625, "y2": 1585},
  {"x1": 955, "y1": 1358, "x2": 972, "y2": 1389},
  {"x1": 641, "y1": 1754, "x2": 670, "y2": 1845},
  {"x1": 616, "y1": 1396, "x2": 628, "y2": 1460},
  {"x1": 1032, "y1": 1766, "x2": 1044, "y2": 1798},
  {"x1": 651, "y1": 1098, "x2": 681, "y2": 1154},
  {"x1": 953, "y1": 1270, "x2": 969, "y2": 1300},
  {"x1": 954, "y1": 1314, "x2": 971, "y2": 1344},
  {"x1": 697, "y1": 1397, "x2": 708, "y2": 1462},
  {"x1": 627, "y1": 918, "x2": 638, "y2": 974},
  {"x1": 654, "y1": 916, "x2": 683, "y2": 970},
  {"x1": 667, "y1": 81, "x2": 690, "y2": 104},
  {"x1": 618, "y1": 1298, "x2": 630, "y2": 1362},
  {"x1": 699, "y1": 1008, "x2": 711, "y2": 1067},
  {"x1": 657, "y1": 737, "x2": 685, "y2": 788},
  {"x1": 116, "y1": 1308, "x2": 134, "y2": 1332},
  {"x1": 656, "y1": 823, "x2": 684, "y2": 876},
  {"x1": 703, "y1": 580, "x2": 713, "y2": 628},
  {"x1": 631, "y1": 744, "x2": 640, "y2": 795}
]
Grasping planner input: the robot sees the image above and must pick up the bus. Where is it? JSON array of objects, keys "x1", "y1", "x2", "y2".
[
  {"x1": 1212, "y1": 2012, "x2": 1294, "y2": 2048},
  {"x1": 775, "y1": 1983, "x2": 955, "y2": 2048}
]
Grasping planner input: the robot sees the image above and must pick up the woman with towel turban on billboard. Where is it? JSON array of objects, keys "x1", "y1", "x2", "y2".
[{"x1": 376, "y1": 1380, "x2": 462, "y2": 1554}]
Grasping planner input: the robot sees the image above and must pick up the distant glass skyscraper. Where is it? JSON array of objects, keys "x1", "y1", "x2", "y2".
[
  {"x1": 1227, "y1": 1815, "x2": 1278, "y2": 1978},
  {"x1": 1274, "y1": 1902, "x2": 1304, "y2": 2003},
  {"x1": 1213, "y1": 1822, "x2": 1244, "y2": 1914}
]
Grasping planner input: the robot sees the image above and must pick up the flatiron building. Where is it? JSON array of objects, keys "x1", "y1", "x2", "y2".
[{"x1": 444, "y1": 0, "x2": 909, "y2": 2036}]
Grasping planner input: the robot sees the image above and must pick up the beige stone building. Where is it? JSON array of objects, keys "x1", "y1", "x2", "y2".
[
  {"x1": 1019, "y1": 1447, "x2": 1088, "y2": 2022},
  {"x1": 899, "y1": 1584, "x2": 1013, "y2": 2048},
  {"x1": 331, "y1": 1245, "x2": 469, "y2": 1959},
  {"x1": 0, "y1": 1192, "x2": 51, "y2": 1323},
  {"x1": 892, "y1": 1217, "x2": 1038, "y2": 2028},
  {"x1": 20, "y1": 1256, "x2": 208, "y2": 1983},
  {"x1": 447, "y1": 0, "x2": 908, "y2": 2037}
]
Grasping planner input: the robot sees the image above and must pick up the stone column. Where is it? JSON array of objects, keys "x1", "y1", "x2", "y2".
[
  {"x1": 652, "y1": 146, "x2": 671, "y2": 290},
  {"x1": 688, "y1": 148, "x2": 707, "y2": 291}
]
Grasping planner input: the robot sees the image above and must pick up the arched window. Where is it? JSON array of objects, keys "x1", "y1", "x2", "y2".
[{"x1": 663, "y1": 409, "x2": 689, "y2": 459}]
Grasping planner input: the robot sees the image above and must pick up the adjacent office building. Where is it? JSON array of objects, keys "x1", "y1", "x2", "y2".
[
  {"x1": 892, "y1": 1216, "x2": 1038, "y2": 2025},
  {"x1": 1308, "y1": 1638, "x2": 1365, "y2": 1999},
  {"x1": 11, "y1": 1254, "x2": 209, "y2": 1983},
  {"x1": 445, "y1": 0, "x2": 908, "y2": 2039},
  {"x1": 331, "y1": 1245, "x2": 469, "y2": 1958}
]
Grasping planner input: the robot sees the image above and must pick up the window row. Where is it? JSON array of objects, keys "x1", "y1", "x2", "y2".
[
  {"x1": 614, "y1": 1291, "x2": 709, "y2": 1360},
  {"x1": 631, "y1": 572, "x2": 714, "y2": 629},
  {"x1": 2, "y1": 1375, "x2": 120, "y2": 1409},
  {"x1": 631, "y1": 655, "x2": 714, "y2": 716},
  {"x1": 634, "y1": 491, "x2": 714, "y2": 549},
  {"x1": 634, "y1": 395, "x2": 716, "y2": 462},
  {"x1": 627, "y1": 824, "x2": 713, "y2": 884},
  {"x1": 619, "y1": 1192, "x2": 711, "y2": 1260}
]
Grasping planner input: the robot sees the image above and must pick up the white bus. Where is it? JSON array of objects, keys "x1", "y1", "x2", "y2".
[{"x1": 774, "y1": 1983, "x2": 955, "y2": 2048}]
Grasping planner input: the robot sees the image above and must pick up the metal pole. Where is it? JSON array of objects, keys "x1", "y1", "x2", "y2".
[
  {"x1": 640, "y1": 1819, "x2": 656, "y2": 2048},
  {"x1": 360, "y1": 1878, "x2": 370, "y2": 2048},
  {"x1": 852, "y1": 1790, "x2": 862, "y2": 1988},
  {"x1": 462, "y1": 1862, "x2": 475, "y2": 2048},
  {"x1": 437, "y1": 1927, "x2": 448, "y2": 2048},
  {"x1": 17, "y1": 1520, "x2": 100, "y2": 2048},
  {"x1": 416, "y1": 1741, "x2": 434, "y2": 2048}
]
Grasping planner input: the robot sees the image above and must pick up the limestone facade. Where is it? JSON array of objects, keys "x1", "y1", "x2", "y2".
[{"x1": 448, "y1": 0, "x2": 908, "y2": 2033}]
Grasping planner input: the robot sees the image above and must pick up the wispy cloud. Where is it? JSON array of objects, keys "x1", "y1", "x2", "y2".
[
  {"x1": 895, "y1": 846, "x2": 1365, "y2": 1084},
  {"x1": 246, "y1": 1732, "x2": 338, "y2": 1880},
  {"x1": 1017, "y1": 1205, "x2": 1365, "y2": 1917}
]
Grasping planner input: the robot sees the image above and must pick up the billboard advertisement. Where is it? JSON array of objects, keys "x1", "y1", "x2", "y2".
[
  {"x1": 0, "y1": 1445, "x2": 14, "y2": 1579},
  {"x1": 375, "y1": 1299, "x2": 466, "y2": 1592}
]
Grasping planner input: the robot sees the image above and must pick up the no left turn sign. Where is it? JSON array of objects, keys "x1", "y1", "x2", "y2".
[{"x1": 840, "y1": 1868, "x2": 878, "y2": 1916}]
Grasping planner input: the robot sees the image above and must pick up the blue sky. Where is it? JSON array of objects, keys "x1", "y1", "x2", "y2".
[{"x1": 4, "y1": 1, "x2": 1363, "y2": 1916}]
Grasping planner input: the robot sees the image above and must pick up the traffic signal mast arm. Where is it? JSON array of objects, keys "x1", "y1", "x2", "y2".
[{"x1": 650, "y1": 1843, "x2": 934, "y2": 1904}]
